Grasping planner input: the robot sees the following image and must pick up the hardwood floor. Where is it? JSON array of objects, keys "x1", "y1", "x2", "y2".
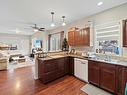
[{"x1": 0, "y1": 66, "x2": 87, "y2": 95}]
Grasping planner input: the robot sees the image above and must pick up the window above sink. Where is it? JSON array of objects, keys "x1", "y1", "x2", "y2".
[{"x1": 95, "y1": 21, "x2": 122, "y2": 56}]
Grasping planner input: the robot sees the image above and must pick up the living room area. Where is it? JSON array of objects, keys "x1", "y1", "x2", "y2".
[{"x1": 0, "y1": 33, "x2": 35, "y2": 70}]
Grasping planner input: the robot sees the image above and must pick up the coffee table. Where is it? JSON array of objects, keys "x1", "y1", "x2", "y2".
[{"x1": 12, "y1": 57, "x2": 26, "y2": 63}]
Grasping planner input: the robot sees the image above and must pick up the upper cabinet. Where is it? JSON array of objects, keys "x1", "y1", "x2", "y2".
[
  {"x1": 123, "y1": 20, "x2": 127, "y2": 47},
  {"x1": 68, "y1": 27, "x2": 93, "y2": 46},
  {"x1": 68, "y1": 31, "x2": 75, "y2": 46}
]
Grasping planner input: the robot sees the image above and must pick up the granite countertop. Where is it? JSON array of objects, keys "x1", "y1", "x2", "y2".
[
  {"x1": 37, "y1": 54, "x2": 127, "y2": 67},
  {"x1": 38, "y1": 55, "x2": 67, "y2": 61},
  {"x1": 88, "y1": 58, "x2": 127, "y2": 67}
]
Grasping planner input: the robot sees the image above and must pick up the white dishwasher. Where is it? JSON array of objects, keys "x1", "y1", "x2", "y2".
[{"x1": 74, "y1": 58, "x2": 88, "y2": 82}]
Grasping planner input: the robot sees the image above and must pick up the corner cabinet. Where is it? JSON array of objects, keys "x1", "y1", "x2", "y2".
[
  {"x1": 68, "y1": 27, "x2": 93, "y2": 46},
  {"x1": 123, "y1": 20, "x2": 127, "y2": 47}
]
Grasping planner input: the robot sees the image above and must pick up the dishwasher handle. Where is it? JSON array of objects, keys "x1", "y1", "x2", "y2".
[
  {"x1": 81, "y1": 61, "x2": 86, "y2": 64},
  {"x1": 75, "y1": 60, "x2": 86, "y2": 64}
]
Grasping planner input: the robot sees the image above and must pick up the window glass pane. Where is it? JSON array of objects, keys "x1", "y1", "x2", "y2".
[
  {"x1": 98, "y1": 40, "x2": 119, "y2": 54},
  {"x1": 50, "y1": 33, "x2": 61, "y2": 51}
]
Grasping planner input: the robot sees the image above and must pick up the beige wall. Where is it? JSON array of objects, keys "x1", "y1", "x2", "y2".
[
  {"x1": 48, "y1": 3, "x2": 127, "y2": 56},
  {"x1": 31, "y1": 31, "x2": 49, "y2": 52},
  {"x1": 0, "y1": 33, "x2": 31, "y2": 55}
]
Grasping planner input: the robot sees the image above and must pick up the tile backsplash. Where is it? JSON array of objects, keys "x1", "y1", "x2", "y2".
[{"x1": 70, "y1": 46, "x2": 94, "y2": 52}]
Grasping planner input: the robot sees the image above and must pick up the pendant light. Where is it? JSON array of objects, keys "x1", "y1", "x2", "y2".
[
  {"x1": 50, "y1": 12, "x2": 55, "y2": 27},
  {"x1": 62, "y1": 16, "x2": 66, "y2": 26}
]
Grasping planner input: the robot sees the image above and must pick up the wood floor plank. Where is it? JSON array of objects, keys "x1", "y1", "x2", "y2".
[{"x1": 0, "y1": 66, "x2": 87, "y2": 95}]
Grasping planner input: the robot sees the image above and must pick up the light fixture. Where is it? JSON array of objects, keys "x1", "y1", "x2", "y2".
[
  {"x1": 97, "y1": 1, "x2": 103, "y2": 6},
  {"x1": 34, "y1": 28, "x2": 38, "y2": 32},
  {"x1": 62, "y1": 16, "x2": 66, "y2": 26},
  {"x1": 50, "y1": 12, "x2": 55, "y2": 27}
]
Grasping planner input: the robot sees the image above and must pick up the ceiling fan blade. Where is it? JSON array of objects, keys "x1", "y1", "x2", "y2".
[{"x1": 40, "y1": 28, "x2": 45, "y2": 29}]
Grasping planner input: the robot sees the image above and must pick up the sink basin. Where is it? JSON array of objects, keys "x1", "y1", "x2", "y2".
[
  {"x1": 109, "y1": 59, "x2": 118, "y2": 63},
  {"x1": 93, "y1": 58, "x2": 118, "y2": 64}
]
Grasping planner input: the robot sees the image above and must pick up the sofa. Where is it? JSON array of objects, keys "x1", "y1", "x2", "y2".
[
  {"x1": 0, "y1": 51, "x2": 8, "y2": 70},
  {"x1": 0, "y1": 58, "x2": 8, "y2": 70}
]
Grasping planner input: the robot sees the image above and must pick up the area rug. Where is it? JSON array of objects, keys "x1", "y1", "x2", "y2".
[{"x1": 81, "y1": 84, "x2": 113, "y2": 95}]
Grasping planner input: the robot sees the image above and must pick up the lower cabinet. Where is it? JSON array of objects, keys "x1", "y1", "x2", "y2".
[
  {"x1": 100, "y1": 63, "x2": 116, "y2": 93},
  {"x1": 88, "y1": 60, "x2": 127, "y2": 95},
  {"x1": 68, "y1": 57, "x2": 74, "y2": 75},
  {"x1": 88, "y1": 60, "x2": 100, "y2": 86},
  {"x1": 88, "y1": 60, "x2": 117, "y2": 94},
  {"x1": 38, "y1": 57, "x2": 73, "y2": 84},
  {"x1": 38, "y1": 57, "x2": 69, "y2": 83},
  {"x1": 121, "y1": 67, "x2": 127, "y2": 95}
]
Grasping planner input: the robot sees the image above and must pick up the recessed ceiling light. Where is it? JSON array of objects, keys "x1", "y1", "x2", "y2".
[{"x1": 97, "y1": 2, "x2": 103, "y2": 6}]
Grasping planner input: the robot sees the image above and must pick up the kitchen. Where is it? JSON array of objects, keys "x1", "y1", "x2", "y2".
[
  {"x1": 36, "y1": 19, "x2": 127, "y2": 95},
  {"x1": 33, "y1": 3, "x2": 127, "y2": 95},
  {"x1": 0, "y1": 0, "x2": 127, "y2": 95}
]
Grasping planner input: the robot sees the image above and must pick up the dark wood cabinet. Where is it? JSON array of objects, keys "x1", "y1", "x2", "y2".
[
  {"x1": 68, "y1": 57, "x2": 74, "y2": 75},
  {"x1": 38, "y1": 57, "x2": 69, "y2": 83},
  {"x1": 88, "y1": 60, "x2": 120, "y2": 94},
  {"x1": 88, "y1": 60, "x2": 127, "y2": 95},
  {"x1": 116, "y1": 66, "x2": 127, "y2": 95},
  {"x1": 116, "y1": 66, "x2": 123, "y2": 95},
  {"x1": 100, "y1": 63, "x2": 116, "y2": 93},
  {"x1": 88, "y1": 60, "x2": 100, "y2": 86},
  {"x1": 123, "y1": 20, "x2": 127, "y2": 47},
  {"x1": 121, "y1": 67, "x2": 127, "y2": 95},
  {"x1": 68, "y1": 27, "x2": 90, "y2": 46}
]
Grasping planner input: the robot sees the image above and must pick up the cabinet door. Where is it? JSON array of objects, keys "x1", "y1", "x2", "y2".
[
  {"x1": 88, "y1": 60, "x2": 100, "y2": 86},
  {"x1": 64, "y1": 57, "x2": 69, "y2": 74},
  {"x1": 82, "y1": 27, "x2": 90, "y2": 46},
  {"x1": 68, "y1": 57, "x2": 74, "y2": 75},
  {"x1": 116, "y1": 66, "x2": 123, "y2": 95},
  {"x1": 38, "y1": 59, "x2": 58, "y2": 83},
  {"x1": 68, "y1": 31, "x2": 75, "y2": 46},
  {"x1": 44, "y1": 59, "x2": 58, "y2": 73},
  {"x1": 57, "y1": 58, "x2": 66, "y2": 76},
  {"x1": 121, "y1": 67, "x2": 127, "y2": 95},
  {"x1": 74, "y1": 31, "x2": 81, "y2": 46},
  {"x1": 123, "y1": 20, "x2": 127, "y2": 47},
  {"x1": 100, "y1": 63, "x2": 116, "y2": 93}
]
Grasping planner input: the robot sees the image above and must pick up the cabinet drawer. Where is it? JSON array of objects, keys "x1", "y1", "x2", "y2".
[{"x1": 44, "y1": 60, "x2": 58, "y2": 73}]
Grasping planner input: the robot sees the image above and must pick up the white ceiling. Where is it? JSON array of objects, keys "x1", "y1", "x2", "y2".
[{"x1": 0, "y1": 0, "x2": 127, "y2": 35}]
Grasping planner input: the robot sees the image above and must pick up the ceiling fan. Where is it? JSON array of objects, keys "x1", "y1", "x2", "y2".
[{"x1": 31, "y1": 24, "x2": 45, "y2": 32}]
